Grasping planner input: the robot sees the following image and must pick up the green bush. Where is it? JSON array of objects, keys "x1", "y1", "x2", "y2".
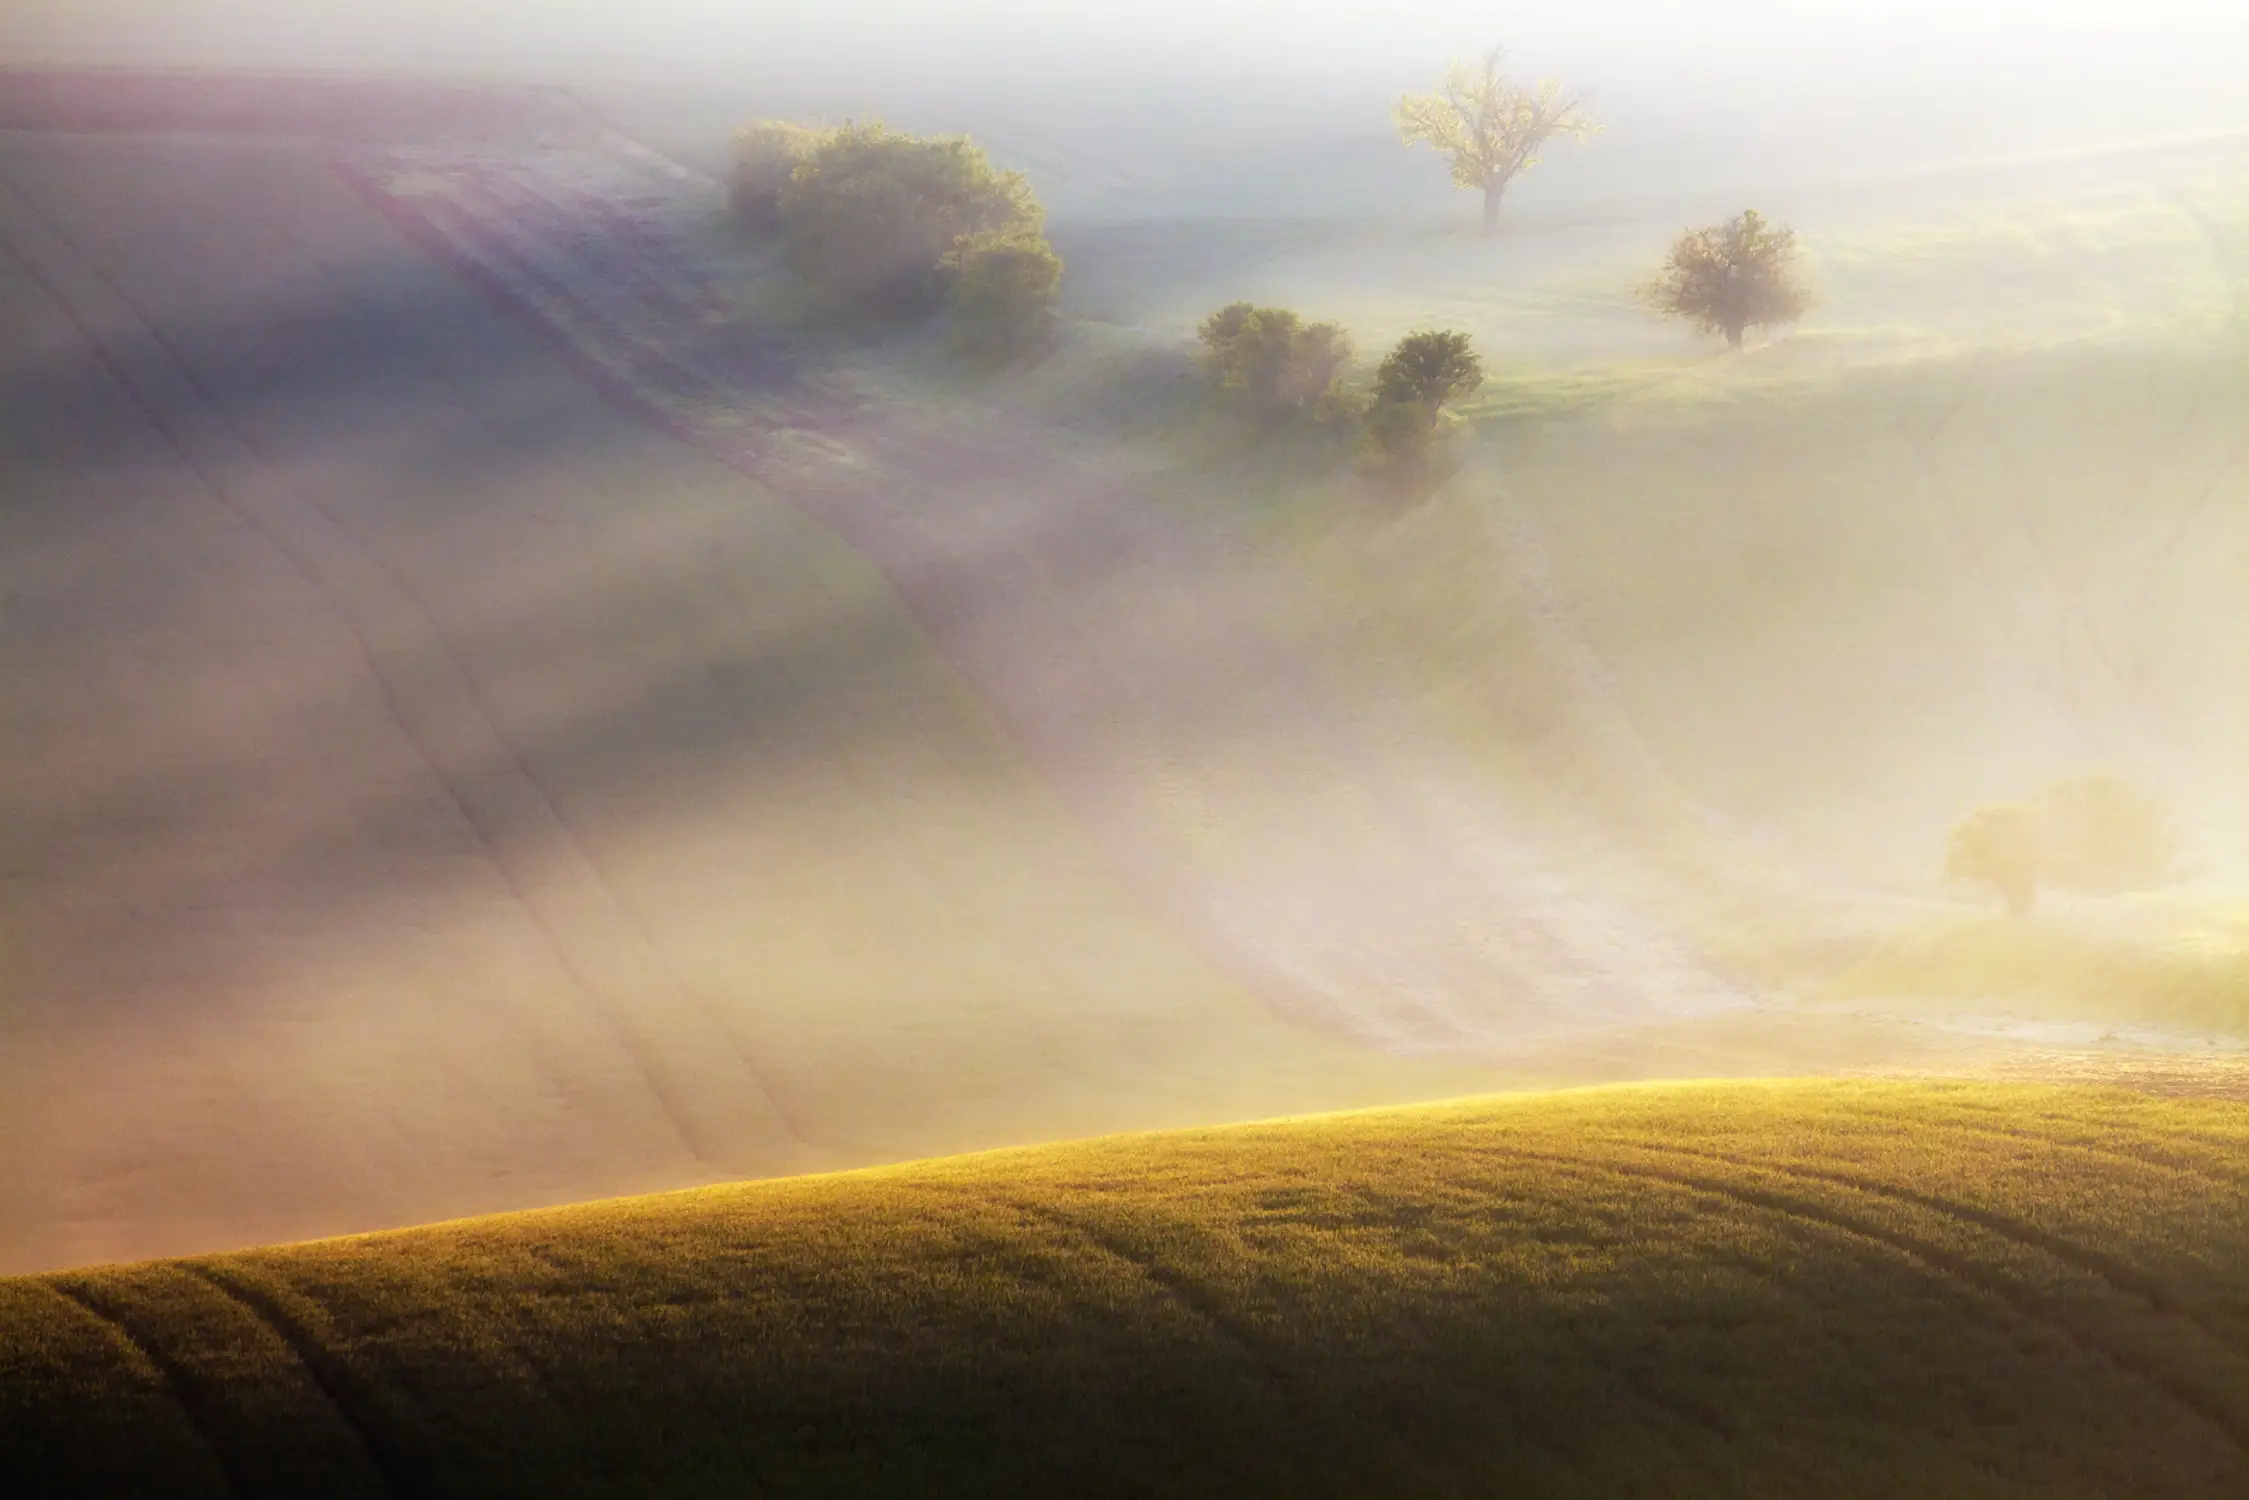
[
  {"x1": 1196, "y1": 303, "x2": 1354, "y2": 424},
  {"x1": 727, "y1": 121, "x2": 828, "y2": 227},
  {"x1": 779, "y1": 121, "x2": 1043, "y2": 316},
  {"x1": 942, "y1": 228, "x2": 1064, "y2": 356},
  {"x1": 1365, "y1": 330, "x2": 1483, "y2": 462}
]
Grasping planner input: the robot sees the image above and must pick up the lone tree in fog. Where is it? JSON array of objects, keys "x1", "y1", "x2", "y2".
[
  {"x1": 1394, "y1": 49, "x2": 1595, "y2": 235},
  {"x1": 2027, "y1": 773, "x2": 2183, "y2": 896},
  {"x1": 1945, "y1": 803, "x2": 2042, "y2": 918},
  {"x1": 1639, "y1": 210, "x2": 1812, "y2": 350}
]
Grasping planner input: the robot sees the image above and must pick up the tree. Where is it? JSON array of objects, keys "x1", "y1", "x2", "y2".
[
  {"x1": 1196, "y1": 303, "x2": 1355, "y2": 424},
  {"x1": 942, "y1": 228, "x2": 1064, "y2": 357},
  {"x1": 1394, "y1": 50, "x2": 1595, "y2": 235},
  {"x1": 1365, "y1": 329, "x2": 1483, "y2": 461},
  {"x1": 727, "y1": 120, "x2": 827, "y2": 227},
  {"x1": 1639, "y1": 210, "x2": 1812, "y2": 350},
  {"x1": 779, "y1": 121, "x2": 1043, "y2": 315},
  {"x1": 2028, "y1": 774, "x2": 2182, "y2": 896},
  {"x1": 1945, "y1": 803, "x2": 2041, "y2": 918}
]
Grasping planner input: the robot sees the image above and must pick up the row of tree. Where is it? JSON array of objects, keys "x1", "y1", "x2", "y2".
[
  {"x1": 726, "y1": 50, "x2": 1822, "y2": 379},
  {"x1": 1195, "y1": 307, "x2": 1485, "y2": 466}
]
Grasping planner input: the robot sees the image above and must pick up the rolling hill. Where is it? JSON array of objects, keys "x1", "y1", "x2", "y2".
[
  {"x1": 5, "y1": 1078, "x2": 2248, "y2": 1498},
  {"x1": 0, "y1": 123, "x2": 1499, "y2": 1275},
  {"x1": 3, "y1": 72, "x2": 2244, "y2": 1286}
]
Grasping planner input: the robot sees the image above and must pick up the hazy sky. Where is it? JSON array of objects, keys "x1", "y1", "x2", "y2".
[
  {"x1": 4, "y1": 1, "x2": 2244, "y2": 169},
  {"x1": 8, "y1": 0, "x2": 2245, "y2": 77}
]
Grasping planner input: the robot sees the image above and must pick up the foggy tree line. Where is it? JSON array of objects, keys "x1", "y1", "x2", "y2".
[{"x1": 725, "y1": 45, "x2": 1819, "y2": 406}]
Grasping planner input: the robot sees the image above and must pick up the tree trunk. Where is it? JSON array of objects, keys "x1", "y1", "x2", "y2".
[
  {"x1": 1725, "y1": 322, "x2": 1745, "y2": 351},
  {"x1": 1481, "y1": 181, "x2": 1503, "y2": 235}
]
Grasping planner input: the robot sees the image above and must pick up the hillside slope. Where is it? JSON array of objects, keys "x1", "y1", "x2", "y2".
[
  {"x1": 5, "y1": 1079, "x2": 2248, "y2": 1499},
  {"x1": 0, "y1": 128, "x2": 1490, "y2": 1275}
]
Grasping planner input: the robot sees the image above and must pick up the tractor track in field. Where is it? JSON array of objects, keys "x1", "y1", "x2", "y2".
[
  {"x1": 1471, "y1": 1142, "x2": 2249, "y2": 1453},
  {"x1": 0, "y1": 163, "x2": 801, "y2": 1172},
  {"x1": 180, "y1": 1264, "x2": 412, "y2": 1500},
  {"x1": 41, "y1": 1280, "x2": 250, "y2": 1499},
  {"x1": 1616, "y1": 1137, "x2": 2249, "y2": 1362}
]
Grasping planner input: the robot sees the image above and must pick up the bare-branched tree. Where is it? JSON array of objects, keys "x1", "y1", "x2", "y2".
[{"x1": 1394, "y1": 50, "x2": 1596, "y2": 235}]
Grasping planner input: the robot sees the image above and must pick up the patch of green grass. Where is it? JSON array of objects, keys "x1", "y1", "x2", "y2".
[{"x1": 6, "y1": 1079, "x2": 2248, "y2": 1498}]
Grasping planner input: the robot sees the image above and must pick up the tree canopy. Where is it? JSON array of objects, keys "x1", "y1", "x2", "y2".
[
  {"x1": 1196, "y1": 303, "x2": 1355, "y2": 424},
  {"x1": 1945, "y1": 803, "x2": 2042, "y2": 918},
  {"x1": 1394, "y1": 50, "x2": 1595, "y2": 234},
  {"x1": 2028, "y1": 774, "x2": 2183, "y2": 896},
  {"x1": 1639, "y1": 210, "x2": 1812, "y2": 349},
  {"x1": 727, "y1": 120, "x2": 827, "y2": 226},
  {"x1": 943, "y1": 228, "x2": 1064, "y2": 358},
  {"x1": 779, "y1": 121, "x2": 1044, "y2": 315},
  {"x1": 1366, "y1": 330, "x2": 1483, "y2": 464}
]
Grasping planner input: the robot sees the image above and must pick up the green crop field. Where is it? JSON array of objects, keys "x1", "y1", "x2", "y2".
[{"x1": 5, "y1": 1078, "x2": 2248, "y2": 1499}]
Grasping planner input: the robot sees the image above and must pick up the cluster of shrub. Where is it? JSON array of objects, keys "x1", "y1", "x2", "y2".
[
  {"x1": 1945, "y1": 773, "x2": 2185, "y2": 917},
  {"x1": 1194, "y1": 305, "x2": 1486, "y2": 471},
  {"x1": 730, "y1": 119, "x2": 1063, "y2": 357}
]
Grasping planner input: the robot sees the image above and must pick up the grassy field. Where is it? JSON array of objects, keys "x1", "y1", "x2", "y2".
[{"x1": 5, "y1": 1078, "x2": 2248, "y2": 1498}]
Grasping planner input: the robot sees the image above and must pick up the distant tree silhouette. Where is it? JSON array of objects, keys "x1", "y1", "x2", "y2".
[
  {"x1": 2029, "y1": 774, "x2": 2183, "y2": 896},
  {"x1": 1639, "y1": 210, "x2": 1812, "y2": 349},
  {"x1": 1945, "y1": 803, "x2": 2041, "y2": 917},
  {"x1": 1394, "y1": 50, "x2": 1595, "y2": 235}
]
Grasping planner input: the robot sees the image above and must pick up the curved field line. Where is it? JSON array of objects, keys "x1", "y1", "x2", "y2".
[
  {"x1": 1621, "y1": 1137, "x2": 2249, "y2": 1361},
  {"x1": 183, "y1": 1265, "x2": 408, "y2": 1499},
  {"x1": 1468, "y1": 1143, "x2": 2249, "y2": 1453},
  {"x1": 0, "y1": 166, "x2": 802, "y2": 1166},
  {"x1": 222, "y1": 176, "x2": 810, "y2": 1148},
  {"x1": 41, "y1": 1281, "x2": 249, "y2": 1499},
  {"x1": 1929, "y1": 1114, "x2": 2249, "y2": 1189},
  {"x1": 0, "y1": 173, "x2": 719, "y2": 1165},
  {"x1": 1004, "y1": 1196, "x2": 1293, "y2": 1394}
]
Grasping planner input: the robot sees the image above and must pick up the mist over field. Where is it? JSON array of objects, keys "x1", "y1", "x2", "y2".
[
  {"x1": 9, "y1": 0, "x2": 2249, "y2": 208},
  {"x1": 1, "y1": 0, "x2": 2245, "y2": 1287}
]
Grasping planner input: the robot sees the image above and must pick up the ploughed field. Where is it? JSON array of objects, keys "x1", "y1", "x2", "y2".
[{"x1": 5, "y1": 1079, "x2": 2248, "y2": 1499}]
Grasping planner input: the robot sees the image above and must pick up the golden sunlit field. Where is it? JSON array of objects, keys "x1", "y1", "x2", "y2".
[
  {"x1": 6, "y1": 1079, "x2": 2248, "y2": 1498},
  {"x1": 2, "y1": 44, "x2": 2246, "y2": 1496}
]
